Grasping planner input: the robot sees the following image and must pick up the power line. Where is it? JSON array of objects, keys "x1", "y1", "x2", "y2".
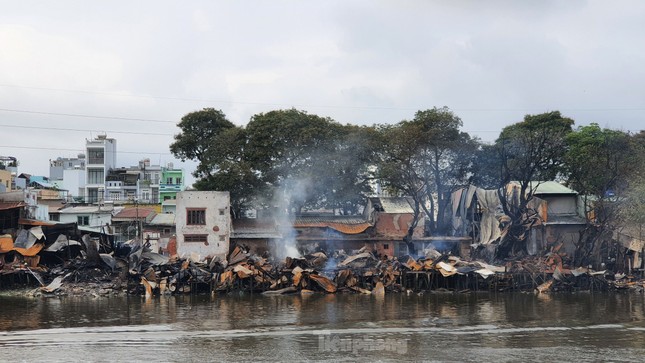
[
  {"x1": 0, "y1": 144, "x2": 174, "y2": 155},
  {"x1": 0, "y1": 123, "x2": 174, "y2": 136},
  {"x1": 0, "y1": 107, "x2": 176, "y2": 123},
  {"x1": 0, "y1": 84, "x2": 413, "y2": 110},
  {"x1": 3, "y1": 84, "x2": 645, "y2": 112}
]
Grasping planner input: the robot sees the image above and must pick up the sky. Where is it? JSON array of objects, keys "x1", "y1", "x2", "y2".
[{"x1": 1, "y1": 1, "x2": 644, "y2": 187}]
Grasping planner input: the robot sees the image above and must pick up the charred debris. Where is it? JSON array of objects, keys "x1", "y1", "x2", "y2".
[{"x1": 0, "y1": 224, "x2": 643, "y2": 298}]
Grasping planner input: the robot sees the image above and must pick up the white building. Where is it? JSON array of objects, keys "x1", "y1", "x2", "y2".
[
  {"x1": 175, "y1": 191, "x2": 230, "y2": 261},
  {"x1": 62, "y1": 168, "x2": 86, "y2": 201},
  {"x1": 85, "y1": 135, "x2": 117, "y2": 203},
  {"x1": 49, "y1": 154, "x2": 86, "y2": 180},
  {"x1": 57, "y1": 204, "x2": 121, "y2": 233}
]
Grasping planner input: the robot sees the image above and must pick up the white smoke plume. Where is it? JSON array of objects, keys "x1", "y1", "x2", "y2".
[{"x1": 271, "y1": 177, "x2": 313, "y2": 261}]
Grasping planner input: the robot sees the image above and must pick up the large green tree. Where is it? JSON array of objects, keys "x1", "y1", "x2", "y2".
[
  {"x1": 246, "y1": 108, "x2": 375, "y2": 214},
  {"x1": 170, "y1": 108, "x2": 236, "y2": 177},
  {"x1": 170, "y1": 108, "x2": 257, "y2": 216},
  {"x1": 562, "y1": 124, "x2": 642, "y2": 267},
  {"x1": 172, "y1": 107, "x2": 376, "y2": 216}
]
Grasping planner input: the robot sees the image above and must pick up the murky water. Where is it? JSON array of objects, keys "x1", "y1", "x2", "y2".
[{"x1": 0, "y1": 292, "x2": 644, "y2": 362}]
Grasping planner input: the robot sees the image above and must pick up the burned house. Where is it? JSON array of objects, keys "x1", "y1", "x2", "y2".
[
  {"x1": 230, "y1": 218, "x2": 282, "y2": 256},
  {"x1": 527, "y1": 181, "x2": 586, "y2": 255},
  {"x1": 111, "y1": 207, "x2": 157, "y2": 243},
  {"x1": 449, "y1": 181, "x2": 586, "y2": 256},
  {"x1": 293, "y1": 214, "x2": 374, "y2": 254},
  {"x1": 144, "y1": 213, "x2": 176, "y2": 255},
  {"x1": 288, "y1": 197, "x2": 428, "y2": 257},
  {"x1": 0, "y1": 201, "x2": 23, "y2": 233},
  {"x1": 175, "y1": 191, "x2": 230, "y2": 261},
  {"x1": 364, "y1": 197, "x2": 446, "y2": 256}
]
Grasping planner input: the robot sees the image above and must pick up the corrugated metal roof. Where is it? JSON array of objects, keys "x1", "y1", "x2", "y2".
[
  {"x1": 113, "y1": 208, "x2": 156, "y2": 219},
  {"x1": 529, "y1": 181, "x2": 578, "y2": 195},
  {"x1": 0, "y1": 202, "x2": 24, "y2": 211},
  {"x1": 59, "y1": 206, "x2": 119, "y2": 214},
  {"x1": 231, "y1": 218, "x2": 282, "y2": 239},
  {"x1": 149, "y1": 213, "x2": 176, "y2": 226},
  {"x1": 371, "y1": 197, "x2": 414, "y2": 214},
  {"x1": 294, "y1": 215, "x2": 372, "y2": 234}
]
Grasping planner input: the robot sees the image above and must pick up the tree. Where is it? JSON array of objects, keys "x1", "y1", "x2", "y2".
[
  {"x1": 562, "y1": 124, "x2": 640, "y2": 267},
  {"x1": 319, "y1": 125, "x2": 379, "y2": 215},
  {"x1": 493, "y1": 111, "x2": 574, "y2": 258},
  {"x1": 170, "y1": 108, "x2": 237, "y2": 178},
  {"x1": 377, "y1": 107, "x2": 476, "y2": 254},
  {"x1": 244, "y1": 109, "x2": 376, "y2": 214},
  {"x1": 170, "y1": 108, "x2": 257, "y2": 216},
  {"x1": 412, "y1": 108, "x2": 478, "y2": 233},
  {"x1": 470, "y1": 144, "x2": 504, "y2": 189},
  {"x1": 565, "y1": 124, "x2": 635, "y2": 198},
  {"x1": 192, "y1": 127, "x2": 261, "y2": 217}
]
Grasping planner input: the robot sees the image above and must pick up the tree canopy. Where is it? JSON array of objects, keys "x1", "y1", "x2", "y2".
[
  {"x1": 171, "y1": 108, "x2": 376, "y2": 216},
  {"x1": 170, "y1": 105, "x2": 645, "y2": 263}
]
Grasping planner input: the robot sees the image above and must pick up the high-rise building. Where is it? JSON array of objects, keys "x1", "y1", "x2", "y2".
[{"x1": 85, "y1": 135, "x2": 116, "y2": 203}]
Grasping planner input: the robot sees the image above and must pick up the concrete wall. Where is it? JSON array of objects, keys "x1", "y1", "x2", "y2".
[
  {"x1": 63, "y1": 169, "x2": 86, "y2": 199},
  {"x1": 0, "y1": 170, "x2": 11, "y2": 191},
  {"x1": 176, "y1": 191, "x2": 230, "y2": 260},
  {"x1": 58, "y1": 211, "x2": 113, "y2": 229},
  {"x1": 374, "y1": 213, "x2": 424, "y2": 239}
]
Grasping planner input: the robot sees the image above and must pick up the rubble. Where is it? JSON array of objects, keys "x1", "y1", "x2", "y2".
[{"x1": 2, "y1": 225, "x2": 645, "y2": 297}]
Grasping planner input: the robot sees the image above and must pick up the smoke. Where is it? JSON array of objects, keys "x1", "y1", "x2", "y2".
[
  {"x1": 324, "y1": 255, "x2": 337, "y2": 271},
  {"x1": 270, "y1": 177, "x2": 314, "y2": 261}
]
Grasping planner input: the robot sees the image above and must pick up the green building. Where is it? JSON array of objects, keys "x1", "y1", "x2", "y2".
[{"x1": 159, "y1": 166, "x2": 184, "y2": 213}]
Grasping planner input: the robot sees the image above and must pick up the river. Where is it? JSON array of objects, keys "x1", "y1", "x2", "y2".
[{"x1": 0, "y1": 292, "x2": 644, "y2": 362}]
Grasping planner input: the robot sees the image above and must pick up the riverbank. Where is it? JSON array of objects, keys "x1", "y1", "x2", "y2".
[{"x1": 3, "y1": 242, "x2": 645, "y2": 298}]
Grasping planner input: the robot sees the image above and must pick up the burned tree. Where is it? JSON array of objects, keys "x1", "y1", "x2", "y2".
[
  {"x1": 377, "y1": 107, "x2": 476, "y2": 254},
  {"x1": 493, "y1": 111, "x2": 574, "y2": 259}
]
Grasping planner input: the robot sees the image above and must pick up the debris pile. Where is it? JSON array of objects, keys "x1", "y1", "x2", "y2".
[{"x1": 2, "y1": 226, "x2": 643, "y2": 297}]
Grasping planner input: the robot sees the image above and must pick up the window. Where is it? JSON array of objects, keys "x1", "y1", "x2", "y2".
[
  {"x1": 383, "y1": 244, "x2": 389, "y2": 250},
  {"x1": 186, "y1": 209, "x2": 206, "y2": 225},
  {"x1": 166, "y1": 177, "x2": 173, "y2": 184},
  {"x1": 219, "y1": 208, "x2": 226, "y2": 216},
  {"x1": 87, "y1": 188, "x2": 99, "y2": 203},
  {"x1": 49, "y1": 213, "x2": 60, "y2": 222},
  {"x1": 184, "y1": 234, "x2": 208, "y2": 243},
  {"x1": 176, "y1": 177, "x2": 181, "y2": 185},
  {"x1": 77, "y1": 216, "x2": 89, "y2": 226},
  {"x1": 87, "y1": 148, "x2": 104, "y2": 164},
  {"x1": 109, "y1": 192, "x2": 121, "y2": 200},
  {"x1": 87, "y1": 168, "x2": 104, "y2": 184}
]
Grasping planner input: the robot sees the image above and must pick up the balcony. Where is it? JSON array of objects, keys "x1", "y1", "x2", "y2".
[{"x1": 160, "y1": 183, "x2": 182, "y2": 192}]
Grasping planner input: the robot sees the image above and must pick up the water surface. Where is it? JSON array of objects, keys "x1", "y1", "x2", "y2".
[{"x1": 0, "y1": 292, "x2": 643, "y2": 362}]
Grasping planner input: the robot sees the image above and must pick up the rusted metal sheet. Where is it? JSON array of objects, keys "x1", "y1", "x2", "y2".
[
  {"x1": 309, "y1": 274, "x2": 337, "y2": 293},
  {"x1": 340, "y1": 252, "x2": 373, "y2": 267}
]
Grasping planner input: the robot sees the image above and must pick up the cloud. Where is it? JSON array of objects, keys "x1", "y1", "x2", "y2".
[
  {"x1": 1, "y1": 0, "x2": 645, "y2": 186},
  {"x1": 0, "y1": 25, "x2": 123, "y2": 89}
]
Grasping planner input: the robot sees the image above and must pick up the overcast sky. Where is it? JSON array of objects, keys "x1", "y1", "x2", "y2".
[{"x1": 1, "y1": 1, "x2": 644, "y2": 186}]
